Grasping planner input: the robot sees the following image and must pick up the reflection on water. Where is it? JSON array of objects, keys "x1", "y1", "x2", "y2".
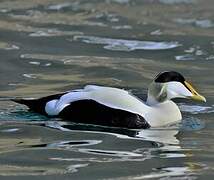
[
  {"x1": 0, "y1": 0, "x2": 214, "y2": 179},
  {"x1": 0, "y1": 42, "x2": 20, "y2": 50},
  {"x1": 175, "y1": 18, "x2": 214, "y2": 28},
  {"x1": 179, "y1": 104, "x2": 214, "y2": 114},
  {"x1": 0, "y1": 119, "x2": 206, "y2": 178},
  {"x1": 132, "y1": 166, "x2": 194, "y2": 180}
]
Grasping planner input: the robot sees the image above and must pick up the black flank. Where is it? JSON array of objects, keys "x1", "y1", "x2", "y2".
[{"x1": 59, "y1": 100, "x2": 150, "y2": 129}]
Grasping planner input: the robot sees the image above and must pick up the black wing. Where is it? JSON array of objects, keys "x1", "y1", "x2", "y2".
[{"x1": 59, "y1": 99, "x2": 150, "y2": 129}]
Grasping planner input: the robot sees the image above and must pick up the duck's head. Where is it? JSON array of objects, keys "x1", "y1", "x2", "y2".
[{"x1": 146, "y1": 71, "x2": 206, "y2": 105}]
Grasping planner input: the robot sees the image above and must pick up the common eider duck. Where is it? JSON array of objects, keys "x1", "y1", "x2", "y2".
[{"x1": 12, "y1": 71, "x2": 206, "y2": 129}]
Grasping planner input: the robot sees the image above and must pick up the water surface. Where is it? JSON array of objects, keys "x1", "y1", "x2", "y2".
[{"x1": 0, "y1": 0, "x2": 214, "y2": 179}]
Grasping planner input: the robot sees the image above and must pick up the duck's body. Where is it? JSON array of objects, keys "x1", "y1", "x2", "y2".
[
  {"x1": 13, "y1": 86, "x2": 151, "y2": 129},
  {"x1": 13, "y1": 71, "x2": 206, "y2": 129}
]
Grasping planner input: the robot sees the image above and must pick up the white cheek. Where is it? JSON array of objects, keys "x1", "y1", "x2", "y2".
[{"x1": 167, "y1": 82, "x2": 192, "y2": 99}]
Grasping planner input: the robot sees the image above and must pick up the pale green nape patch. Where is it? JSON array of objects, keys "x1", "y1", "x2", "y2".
[{"x1": 146, "y1": 82, "x2": 167, "y2": 105}]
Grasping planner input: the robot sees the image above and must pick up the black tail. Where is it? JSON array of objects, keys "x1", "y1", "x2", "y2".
[
  {"x1": 12, "y1": 98, "x2": 47, "y2": 115},
  {"x1": 12, "y1": 98, "x2": 33, "y2": 106},
  {"x1": 11, "y1": 93, "x2": 66, "y2": 116}
]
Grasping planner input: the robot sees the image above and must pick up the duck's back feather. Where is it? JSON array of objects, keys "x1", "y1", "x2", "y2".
[{"x1": 44, "y1": 85, "x2": 149, "y2": 117}]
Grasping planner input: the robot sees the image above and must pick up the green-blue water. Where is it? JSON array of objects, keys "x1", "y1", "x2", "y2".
[{"x1": 0, "y1": 0, "x2": 214, "y2": 179}]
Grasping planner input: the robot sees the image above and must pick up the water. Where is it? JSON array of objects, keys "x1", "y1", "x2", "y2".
[{"x1": 0, "y1": 0, "x2": 214, "y2": 179}]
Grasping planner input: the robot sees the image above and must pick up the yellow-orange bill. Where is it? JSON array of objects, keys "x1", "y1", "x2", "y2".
[{"x1": 184, "y1": 81, "x2": 206, "y2": 102}]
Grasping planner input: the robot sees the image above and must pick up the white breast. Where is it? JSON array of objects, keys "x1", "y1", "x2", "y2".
[{"x1": 145, "y1": 100, "x2": 182, "y2": 127}]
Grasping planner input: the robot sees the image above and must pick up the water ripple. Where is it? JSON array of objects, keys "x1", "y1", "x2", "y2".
[
  {"x1": 66, "y1": 164, "x2": 89, "y2": 173},
  {"x1": 29, "y1": 29, "x2": 83, "y2": 37},
  {"x1": 47, "y1": 3, "x2": 72, "y2": 11},
  {"x1": 0, "y1": 42, "x2": 19, "y2": 50},
  {"x1": 159, "y1": 0, "x2": 196, "y2": 4},
  {"x1": 72, "y1": 35, "x2": 181, "y2": 51},
  {"x1": 175, "y1": 54, "x2": 195, "y2": 61},
  {"x1": 133, "y1": 166, "x2": 196, "y2": 180},
  {"x1": 175, "y1": 18, "x2": 214, "y2": 28},
  {"x1": 0, "y1": 107, "x2": 48, "y2": 121},
  {"x1": 107, "y1": 0, "x2": 130, "y2": 4},
  {"x1": 179, "y1": 104, "x2": 214, "y2": 114},
  {"x1": 22, "y1": 73, "x2": 37, "y2": 79},
  {"x1": 47, "y1": 140, "x2": 102, "y2": 148},
  {"x1": 175, "y1": 45, "x2": 208, "y2": 61},
  {"x1": 112, "y1": 25, "x2": 132, "y2": 30},
  {"x1": 0, "y1": 128, "x2": 19, "y2": 133}
]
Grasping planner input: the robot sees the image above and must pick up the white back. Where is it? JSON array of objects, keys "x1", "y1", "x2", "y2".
[{"x1": 45, "y1": 85, "x2": 149, "y2": 116}]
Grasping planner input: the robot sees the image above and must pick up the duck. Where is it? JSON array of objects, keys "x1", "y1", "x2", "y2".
[{"x1": 12, "y1": 71, "x2": 206, "y2": 129}]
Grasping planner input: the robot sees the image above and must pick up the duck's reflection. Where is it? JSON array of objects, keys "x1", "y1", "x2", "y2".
[
  {"x1": 41, "y1": 121, "x2": 200, "y2": 179},
  {"x1": 136, "y1": 128, "x2": 179, "y2": 145},
  {"x1": 42, "y1": 121, "x2": 187, "y2": 164},
  {"x1": 44, "y1": 121, "x2": 180, "y2": 145}
]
